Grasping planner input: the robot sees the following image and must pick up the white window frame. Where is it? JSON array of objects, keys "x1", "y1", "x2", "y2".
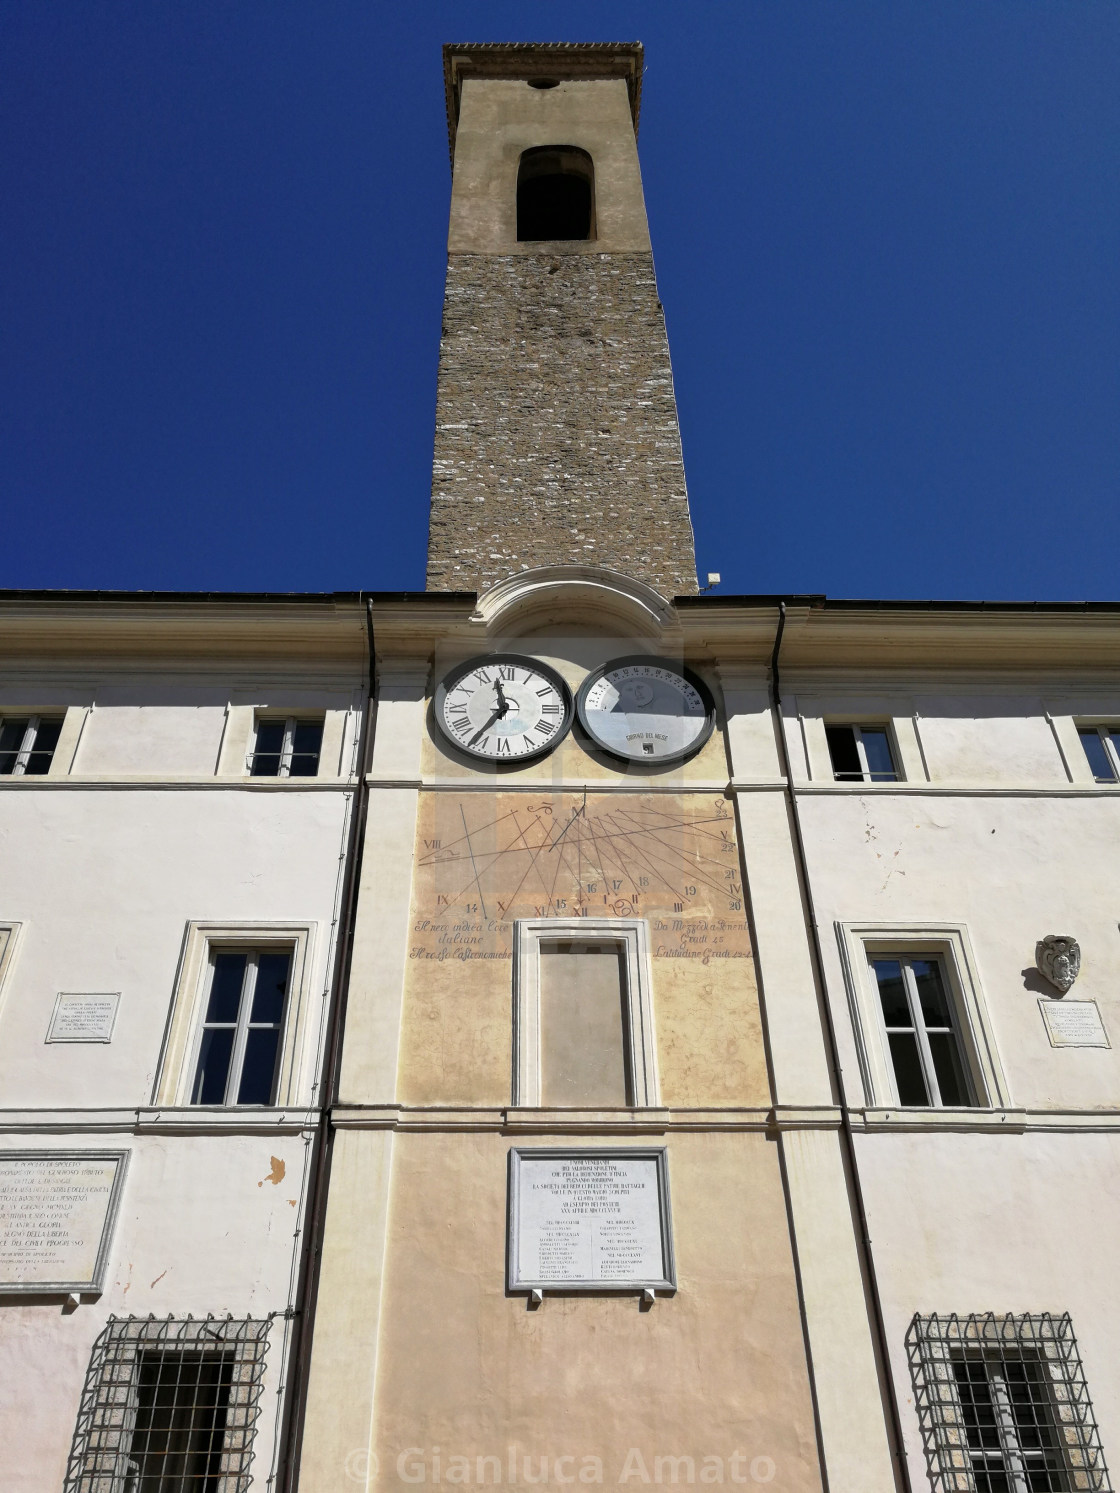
[
  {"x1": 0, "y1": 922, "x2": 24, "y2": 1026},
  {"x1": 1076, "y1": 723, "x2": 1120, "y2": 783},
  {"x1": 154, "y1": 921, "x2": 316, "y2": 1107},
  {"x1": 513, "y1": 918, "x2": 659, "y2": 1108},
  {"x1": 0, "y1": 715, "x2": 63, "y2": 776},
  {"x1": 836, "y1": 922, "x2": 1010, "y2": 1109},
  {"x1": 246, "y1": 714, "x2": 324, "y2": 778},
  {"x1": 824, "y1": 721, "x2": 901, "y2": 783}
]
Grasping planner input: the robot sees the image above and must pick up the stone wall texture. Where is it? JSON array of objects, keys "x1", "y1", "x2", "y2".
[{"x1": 426, "y1": 252, "x2": 698, "y2": 597}]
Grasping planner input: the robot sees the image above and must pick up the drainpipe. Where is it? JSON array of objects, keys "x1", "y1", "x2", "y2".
[
  {"x1": 769, "y1": 600, "x2": 913, "y2": 1493},
  {"x1": 277, "y1": 597, "x2": 378, "y2": 1493}
]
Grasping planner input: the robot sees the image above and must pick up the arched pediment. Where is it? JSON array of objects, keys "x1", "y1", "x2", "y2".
[{"x1": 472, "y1": 566, "x2": 674, "y2": 640}]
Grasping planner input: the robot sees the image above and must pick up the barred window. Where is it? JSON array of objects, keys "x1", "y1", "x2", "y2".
[
  {"x1": 907, "y1": 1313, "x2": 1111, "y2": 1493},
  {"x1": 64, "y1": 1316, "x2": 271, "y2": 1493}
]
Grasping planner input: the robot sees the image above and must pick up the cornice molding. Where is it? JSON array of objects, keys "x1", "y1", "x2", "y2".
[
  {"x1": 0, "y1": 596, "x2": 367, "y2": 666},
  {"x1": 442, "y1": 41, "x2": 644, "y2": 164}
]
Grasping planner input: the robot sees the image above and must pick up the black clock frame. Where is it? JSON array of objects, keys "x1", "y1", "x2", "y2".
[
  {"x1": 575, "y1": 654, "x2": 717, "y2": 766},
  {"x1": 434, "y1": 652, "x2": 575, "y2": 765}
]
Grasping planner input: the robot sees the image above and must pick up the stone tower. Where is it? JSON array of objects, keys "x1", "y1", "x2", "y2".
[{"x1": 426, "y1": 43, "x2": 699, "y2": 598}]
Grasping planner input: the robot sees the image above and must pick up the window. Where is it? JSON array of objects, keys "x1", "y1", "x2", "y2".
[
  {"x1": 248, "y1": 716, "x2": 322, "y2": 777},
  {"x1": 1078, "y1": 726, "x2": 1120, "y2": 784},
  {"x1": 0, "y1": 715, "x2": 63, "y2": 776},
  {"x1": 516, "y1": 146, "x2": 594, "y2": 241},
  {"x1": 154, "y1": 922, "x2": 314, "y2": 1109},
  {"x1": 513, "y1": 919, "x2": 658, "y2": 1107},
  {"x1": 191, "y1": 949, "x2": 292, "y2": 1105},
  {"x1": 835, "y1": 923, "x2": 1011, "y2": 1111},
  {"x1": 907, "y1": 1313, "x2": 1110, "y2": 1493},
  {"x1": 871, "y1": 955, "x2": 975, "y2": 1107},
  {"x1": 825, "y1": 723, "x2": 898, "y2": 782},
  {"x1": 64, "y1": 1315, "x2": 270, "y2": 1493}
]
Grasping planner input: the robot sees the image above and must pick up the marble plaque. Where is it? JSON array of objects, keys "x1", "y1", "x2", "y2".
[
  {"x1": 508, "y1": 1148, "x2": 675, "y2": 1292},
  {"x1": 1040, "y1": 998, "x2": 1110, "y2": 1049},
  {"x1": 46, "y1": 992, "x2": 120, "y2": 1044},
  {"x1": 0, "y1": 1151, "x2": 129, "y2": 1294}
]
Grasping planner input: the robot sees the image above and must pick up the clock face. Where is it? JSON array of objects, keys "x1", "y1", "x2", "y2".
[
  {"x1": 435, "y1": 654, "x2": 573, "y2": 763},
  {"x1": 576, "y1": 656, "x2": 715, "y2": 765}
]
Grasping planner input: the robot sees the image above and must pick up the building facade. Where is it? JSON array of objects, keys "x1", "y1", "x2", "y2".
[
  {"x1": 2, "y1": 40, "x2": 1119, "y2": 1493},
  {"x1": 0, "y1": 596, "x2": 368, "y2": 1489}
]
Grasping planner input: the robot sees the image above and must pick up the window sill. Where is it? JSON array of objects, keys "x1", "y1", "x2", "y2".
[{"x1": 0, "y1": 1106, "x2": 320, "y2": 1134}]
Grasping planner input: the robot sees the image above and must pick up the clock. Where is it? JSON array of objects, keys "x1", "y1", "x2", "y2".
[
  {"x1": 576, "y1": 655, "x2": 715, "y2": 765},
  {"x1": 434, "y1": 653, "x2": 574, "y2": 763}
]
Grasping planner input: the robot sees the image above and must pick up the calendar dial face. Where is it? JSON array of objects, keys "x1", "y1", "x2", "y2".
[
  {"x1": 435, "y1": 654, "x2": 573, "y2": 764},
  {"x1": 576, "y1": 656, "x2": 716, "y2": 765}
]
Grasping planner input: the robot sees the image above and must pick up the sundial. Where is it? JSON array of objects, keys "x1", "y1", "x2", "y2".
[{"x1": 411, "y1": 792, "x2": 751, "y2": 964}]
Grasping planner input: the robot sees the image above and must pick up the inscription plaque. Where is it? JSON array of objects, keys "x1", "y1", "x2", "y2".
[
  {"x1": 0, "y1": 1151, "x2": 129, "y2": 1294},
  {"x1": 46, "y1": 992, "x2": 120, "y2": 1044},
  {"x1": 508, "y1": 1147, "x2": 675, "y2": 1293},
  {"x1": 1040, "y1": 998, "x2": 1110, "y2": 1049}
]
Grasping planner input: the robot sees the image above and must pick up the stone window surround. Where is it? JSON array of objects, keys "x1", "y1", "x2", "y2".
[
  {"x1": 0, "y1": 923, "x2": 23, "y2": 1026},
  {"x1": 835, "y1": 921, "x2": 1011, "y2": 1110},
  {"x1": 154, "y1": 920, "x2": 317, "y2": 1108},
  {"x1": 513, "y1": 917, "x2": 659, "y2": 1108}
]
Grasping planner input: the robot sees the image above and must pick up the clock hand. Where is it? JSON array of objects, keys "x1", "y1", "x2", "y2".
[
  {"x1": 468, "y1": 706, "x2": 504, "y2": 747},
  {"x1": 493, "y1": 679, "x2": 510, "y2": 716}
]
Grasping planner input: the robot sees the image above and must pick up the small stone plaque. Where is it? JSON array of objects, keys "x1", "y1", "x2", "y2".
[
  {"x1": 46, "y1": 993, "x2": 120, "y2": 1044},
  {"x1": 1040, "y1": 999, "x2": 1110, "y2": 1049},
  {"x1": 0, "y1": 1151, "x2": 129, "y2": 1294},
  {"x1": 508, "y1": 1147, "x2": 675, "y2": 1293}
]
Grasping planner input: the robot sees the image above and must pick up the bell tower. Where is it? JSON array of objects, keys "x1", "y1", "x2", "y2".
[{"x1": 426, "y1": 43, "x2": 699, "y2": 598}]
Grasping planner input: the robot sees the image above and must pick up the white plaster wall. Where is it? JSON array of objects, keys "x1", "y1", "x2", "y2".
[
  {"x1": 913, "y1": 693, "x2": 1069, "y2": 786},
  {"x1": 0, "y1": 1129, "x2": 311, "y2": 1493},
  {"x1": 801, "y1": 791, "x2": 1120, "y2": 1111},
  {"x1": 77, "y1": 699, "x2": 229, "y2": 775},
  {"x1": 0, "y1": 788, "x2": 350, "y2": 1107},
  {"x1": 853, "y1": 1130, "x2": 1120, "y2": 1484}
]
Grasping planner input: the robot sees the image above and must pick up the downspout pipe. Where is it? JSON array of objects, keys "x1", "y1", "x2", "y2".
[
  {"x1": 277, "y1": 597, "x2": 378, "y2": 1493},
  {"x1": 769, "y1": 600, "x2": 913, "y2": 1493}
]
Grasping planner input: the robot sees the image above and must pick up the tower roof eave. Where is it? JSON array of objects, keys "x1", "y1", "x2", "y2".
[{"x1": 442, "y1": 42, "x2": 644, "y2": 165}]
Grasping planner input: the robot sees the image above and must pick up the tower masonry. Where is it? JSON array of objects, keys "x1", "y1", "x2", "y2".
[{"x1": 427, "y1": 43, "x2": 699, "y2": 597}]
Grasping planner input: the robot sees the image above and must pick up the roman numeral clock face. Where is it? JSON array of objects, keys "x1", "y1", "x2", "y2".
[{"x1": 435, "y1": 655, "x2": 574, "y2": 763}]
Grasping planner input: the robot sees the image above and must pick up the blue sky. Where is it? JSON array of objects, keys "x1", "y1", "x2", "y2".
[{"x1": 2, "y1": 3, "x2": 1117, "y2": 599}]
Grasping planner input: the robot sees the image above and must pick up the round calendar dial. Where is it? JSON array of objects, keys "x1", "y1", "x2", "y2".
[{"x1": 576, "y1": 656, "x2": 715, "y2": 765}]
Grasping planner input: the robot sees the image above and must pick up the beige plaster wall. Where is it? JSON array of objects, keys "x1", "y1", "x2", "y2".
[
  {"x1": 394, "y1": 788, "x2": 765, "y2": 1110},
  {"x1": 448, "y1": 79, "x2": 651, "y2": 254},
  {"x1": 366, "y1": 1129, "x2": 821, "y2": 1491}
]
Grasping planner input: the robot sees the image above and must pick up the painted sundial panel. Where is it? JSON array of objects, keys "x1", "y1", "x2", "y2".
[
  {"x1": 403, "y1": 791, "x2": 763, "y2": 1107},
  {"x1": 411, "y1": 792, "x2": 751, "y2": 964}
]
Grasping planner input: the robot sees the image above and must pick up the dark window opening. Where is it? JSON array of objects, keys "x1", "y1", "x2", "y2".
[
  {"x1": 249, "y1": 716, "x2": 323, "y2": 778},
  {"x1": 825, "y1": 723, "x2": 898, "y2": 783},
  {"x1": 128, "y1": 1351, "x2": 232, "y2": 1492},
  {"x1": 65, "y1": 1316, "x2": 271, "y2": 1493},
  {"x1": 0, "y1": 715, "x2": 63, "y2": 776},
  {"x1": 517, "y1": 146, "x2": 594, "y2": 242}
]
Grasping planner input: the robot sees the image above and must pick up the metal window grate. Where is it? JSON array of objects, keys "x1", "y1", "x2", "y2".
[
  {"x1": 64, "y1": 1315, "x2": 271, "y2": 1493},
  {"x1": 907, "y1": 1313, "x2": 1111, "y2": 1493}
]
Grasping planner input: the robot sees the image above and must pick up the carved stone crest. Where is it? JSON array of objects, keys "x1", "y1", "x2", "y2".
[{"x1": 1036, "y1": 935, "x2": 1080, "y2": 994}]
